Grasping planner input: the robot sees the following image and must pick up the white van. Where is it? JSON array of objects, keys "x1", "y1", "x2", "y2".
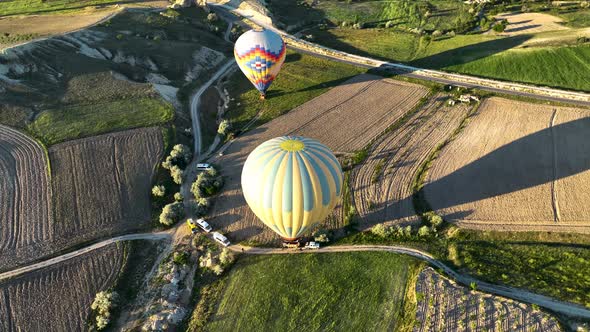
[
  {"x1": 196, "y1": 163, "x2": 213, "y2": 171},
  {"x1": 213, "y1": 232, "x2": 230, "y2": 247},
  {"x1": 196, "y1": 218, "x2": 212, "y2": 232}
]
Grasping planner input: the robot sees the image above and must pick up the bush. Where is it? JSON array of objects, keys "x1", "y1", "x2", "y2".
[
  {"x1": 219, "y1": 248, "x2": 235, "y2": 266},
  {"x1": 217, "y1": 119, "x2": 230, "y2": 136},
  {"x1": 385, "y1": 20, "x2": 395, "y2": 28},
  {"x1": 432, "y1": 30, "x2": 442, "y2": 38},
  {"x1": 425, "y1": 212, "x2": 443, "y2": 228},
  {"x1": 211, "y1": 264, "x2": 224, "y2": 275},
  {"x1": 174, "y1": 192, "x2": 183, "y2": 202},
  {"x1": 173, "y1": 251, "x2": 190, "y2": 265},
  {"x1": 207, "y1": 13, "x2": 218, "y2": 22},
  {"x1": 159, "y1": 202, "x2": 185, "y2": 226},
  {"x1": 371, "y1": 224, "x2": 389, "y2": 238},
  {"x1": 492, "y1": 23, "x2": 505, "y2": 32},
  {"x1": 116, "y1": 34, "x2": 124, "y2": 40},
  {"x1": 152, "y1": 185, "x2": 165, "y2": 197}
]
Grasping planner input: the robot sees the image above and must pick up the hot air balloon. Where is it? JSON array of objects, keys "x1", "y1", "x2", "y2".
[
  {"x1": 234, "y1": 28, "x2": 286, "y2": 99},
  {"x1": 241, "y1": 136, "x2": 343, "y2": 241}
]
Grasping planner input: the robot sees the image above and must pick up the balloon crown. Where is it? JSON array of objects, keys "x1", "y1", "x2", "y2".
[{"x1": 279, "y1": 139, "x2": 305, "y2": 152}]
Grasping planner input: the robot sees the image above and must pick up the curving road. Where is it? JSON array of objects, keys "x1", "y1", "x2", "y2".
[
  {"x1": 0, "y1": 232, "x2": 171, "y2": 282},
  {"x1": 229, "y1": 244, "x2": 590, "y2": 319},
  {"x1": 189, "y1": 60, "x2": 236, "y2": 155}
]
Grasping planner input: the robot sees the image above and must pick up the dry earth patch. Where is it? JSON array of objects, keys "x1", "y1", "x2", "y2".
[{"x1": 495, "y1": 12, "x2": 569, "y2": 35}]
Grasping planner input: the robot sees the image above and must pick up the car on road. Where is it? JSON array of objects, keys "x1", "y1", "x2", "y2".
[
  {"x1": 213, "y1": 232, "x2": 230, "y2": 247},
  {"x1": 186, "y1": 219, "x2": 199, "y2": 234},
  {"x1": 196, "y1": 163, "x2": 213, "y2": 171},
  {"x1": 195, "y1": 218, "x2": 212, "y2": 232},
  {"x1": 304, "y1": 241, "x2": 320, "y2": 249}
]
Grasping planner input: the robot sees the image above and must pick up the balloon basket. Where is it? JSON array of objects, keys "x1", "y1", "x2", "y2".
[
  {"x1": 259, "y1": 94, "x2": 266, "y2": 100},
  {"x1": 281, "y1": 239, "x2": 302, "y2": 249}
]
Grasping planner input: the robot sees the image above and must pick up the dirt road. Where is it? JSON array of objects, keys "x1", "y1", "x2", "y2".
[
  {"x1": 0, "y1": 232, "x2": 171, "y2": 281},
  {"x1": 229, "y1": 244, "x2": 590, "y2": 319}
]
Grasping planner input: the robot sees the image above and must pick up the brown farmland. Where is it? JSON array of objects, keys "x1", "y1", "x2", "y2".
[
  {"x1": 208, "y1": 74, "x2": 428, "y2": 244},
  {"x1": 0, "y1": 126, "x2": 163, "y2": 271},
  {"x1": 0, "y1": 243, "x2": 124, "y2": 332},
  {"x1": 351, "y1": 93, "x2": 472, "y2": 229},
  {"x1": 49, "y1": 127, "x2": 164, "y2": 244},
  {"x1": 424, "y1": 97, "x2": 590, "y2": 232},
  {"x1": 0, "y1": 125, "x2": 53, "y2": 271},
  {"x1": 414, "y1": 267, "x2": 562, "y2": 332}
]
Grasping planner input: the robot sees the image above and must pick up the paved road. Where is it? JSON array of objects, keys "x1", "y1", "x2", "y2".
[
  {"x1": 189, "y1": 60, "x2": 236, "y2": 155},
  {"x1": 0, "y1": 232, "x2": 171, "y2": 282},
  {"x1": 230, "y1": 244, "x2": 590, "y2": 319},
  {"x1": 208, "y1": 1, "x2": 590, "y2": 107}
]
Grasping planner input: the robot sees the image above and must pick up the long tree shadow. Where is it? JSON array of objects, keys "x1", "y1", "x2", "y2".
[{"x1": 422, "y1": 116, "x2": 590, "y2": 214}]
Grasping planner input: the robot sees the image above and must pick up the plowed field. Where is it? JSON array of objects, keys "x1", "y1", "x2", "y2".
[
  {"x1": 424, "y1": 97, "x2": 590, "y2": 232},
  {"x1": 414, "y1": 267, "x2": 562, "y2": 332},
  {"x1": 0, "y1": 243, "x2": 124, "y2": 332},
  {"x1": 0, "y1": 125, "x2": 53, "y2": 271}
]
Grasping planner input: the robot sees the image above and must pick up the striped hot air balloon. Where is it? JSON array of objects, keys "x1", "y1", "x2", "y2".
[
  {"x1": 234, "y1": 28, "x2": 286, "y2": 99},
  {"x1": 241, "y1": 136, "x2": 343, "y2": 240}
]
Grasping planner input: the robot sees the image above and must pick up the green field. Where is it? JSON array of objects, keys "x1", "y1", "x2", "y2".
[
  {"x1": 29, "y1": 97, "x2": 173, "y2": 145},
  {"x1": 309, "y1": 27, "x2": 590, "y2": 91},
  {"x1": 225, "y1": 50, "x2": 364, "y2": 130},
  {"x1": 0, "y1": 0, "x2": 122, "y2": 16},
  {"x1": 204, "y1": 252, "x2": 422, "y2": 332},
  {"x1": 449, "y1": 230, "x2": 590, "y2": 308}
]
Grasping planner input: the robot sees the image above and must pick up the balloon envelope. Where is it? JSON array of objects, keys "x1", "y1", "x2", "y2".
[
  {"x1": 234, "y1": 28, "x2": 286, "y2": 96},
  {"x1": 241, "y1": 136, "x2": 343, "y2": 240}
]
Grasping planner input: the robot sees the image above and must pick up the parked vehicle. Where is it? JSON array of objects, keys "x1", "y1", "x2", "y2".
[
  {"x1": 213, "y1": 232, "x2": 230, "y2": 247},
  {"x1": 304, "y1": 241, "x2": 320, "y2": 249},
  {"x1": 186, "y1": 219, "x2": 199, "y2": 234},
  {"x1": 195, "y1": 218, "x2": 212, "y2": 232},
  {"x1": 196, "y1": 163, "x2": 213, "y2": 171}
]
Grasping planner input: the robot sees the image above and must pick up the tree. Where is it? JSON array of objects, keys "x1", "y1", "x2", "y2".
[
  {"x1": 217, "y1": 119, "x2": 230, "y2": 136},
  {"x1": 170, "y1": 165, "x2": 183, "y2": 185},
  {"x1": 152, "y1": 185, "x2": 165, "y2": 197},
  {"x1": 159, "y1": 202, "x2": 185, "y2": 226},
  {"x1": 418, "y1": 225, "x2": 431, "y2": 237},
  {"x1": 432, "y1": 30, "x2": 442, "y2": 38},
  {"x1": 174, "y1": 192, "x2": 183, "y2": 202},
  {"x1": 91, "y1": 291, "x2": 118, "y2": 330}
]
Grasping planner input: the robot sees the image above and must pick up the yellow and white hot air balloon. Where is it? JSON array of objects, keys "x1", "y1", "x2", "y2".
[{"x1": 241, "y1": 136, "x2": 343, "y2": 240}]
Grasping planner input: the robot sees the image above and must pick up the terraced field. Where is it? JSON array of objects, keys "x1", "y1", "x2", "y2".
[
  {"x1": 50, "y1": 127, "x2": 164, "y2": 244},
  {"x1": 0, "y1": 243, "x2": 124, "y2": 332},
  {"x1": 414, "y1": 267, "x2": 562, "y2": 332},
  {"x1": 208, "y1": 74, "x2": 427, "y2": 244},
  {"x1": 424, "y1": 97, "x2": 590, "y2": 232},
  {"x1": 0, "y1": 125, "x2": 53, "y2": 271},
  {"x1": 351, "y1": 94, "x2": 472, "y2": 229}
]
